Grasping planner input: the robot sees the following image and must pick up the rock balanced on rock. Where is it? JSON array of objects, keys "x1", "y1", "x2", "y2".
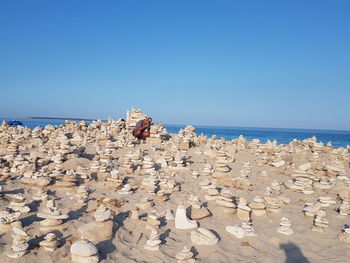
[{"x1": 70, "y1": 240, "x2": 99, "y2": 263}]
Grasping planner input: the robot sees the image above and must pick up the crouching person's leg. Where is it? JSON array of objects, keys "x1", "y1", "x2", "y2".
[{"x1": 142, "y1": 131, "x2": 150, "y2": 139}]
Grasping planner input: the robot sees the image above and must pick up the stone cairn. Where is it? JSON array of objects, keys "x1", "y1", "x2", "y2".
[
  {"x1": 39, "y1": 232, "x2": 59, "y2": 252},
  {"x1": 70, "y1": 240, "x2": 100, "y2": 263},
  {"x1": 0, "y1": 108, "x2": 349, "y2": 262},
  {"x1": 144, "y1": 227, "x2": 162, "y2": 251},
  {"x1": 0, "y1": 208, "x2": 21, "y2": 233},
  {"x1": 7, "y1": 227, "x2": 30, "y2": 259},
  {"x1": 188, "y1": 195, "x2": 210, "y2": 220},
  {"x1": 249, "y1": 196, "x2": 267, "y2": 217},
  {"x1": 338, "y1": 224, "x2": 350, "y2": 243},
  {"x1": 37, "y1": 199, "x2": 68, "y2": 231},
  {"x1": 311, "y1": 210, "x2": 329, "y2": 232},
  {"x1": 212, "y1": 150, "x2": 230, "y2": 178},
  {"x1": 176, "y1": 246, "x2": 195, "y2": 263},
  {"x1": 337, "y1": 191, "x2": 349, "y2": 216},
  {"x1": 8, "y1": 194, "x2": 30, "y2": 213},
  {"x1": 78, "y1": 205, "x2": 115, "y2": 242},
  {"x1": 277, "y1": 217, "x2": 294, "y2": 235}
]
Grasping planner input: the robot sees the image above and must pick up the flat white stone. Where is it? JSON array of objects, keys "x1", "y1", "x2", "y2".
[
  {"x1": 226, "y1": 225, "x2": 245, "y2": 239},
  {"x1": 37, "y1": 213, "x2": 68, "y2": 220},
  {"x1": 70, "y1": 240, "x2": 98, "y2": 257},
  {"x1": 191, "y1": 227, "x2": 218, "y2": 246}
]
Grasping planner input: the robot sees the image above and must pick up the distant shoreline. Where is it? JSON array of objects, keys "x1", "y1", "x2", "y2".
[{"x1": 20, "y1": 117, "x2": 99, "y2": 121}]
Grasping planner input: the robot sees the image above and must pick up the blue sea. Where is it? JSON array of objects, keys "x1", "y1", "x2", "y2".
[{"x1": 1, "y1": 118, "x2": 350, "y2": 148}]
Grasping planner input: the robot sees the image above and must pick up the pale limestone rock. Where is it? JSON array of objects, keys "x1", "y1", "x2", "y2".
[
  {"x1": 70, "y1": 240, "x2": 99, "y2": 263},
  {"x1": 271, "y1": 160, "x2": 285, "y2": 168},
  {"x1": 175, "y1": 205, "x2": 198, "y2": 229},
  {"x1": 191, "y1": 227, "x2": 219, "y2": 246},
  {"x1": 226, "y1": 225, "x2": 245, "y2": 239}
]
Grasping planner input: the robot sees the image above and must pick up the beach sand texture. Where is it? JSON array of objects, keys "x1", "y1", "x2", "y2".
[{"x1": 0, "y1": 108, "x2": 349, "y2": 263}]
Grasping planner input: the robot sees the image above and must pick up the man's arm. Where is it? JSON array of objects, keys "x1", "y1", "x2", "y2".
[{"x1": 135, "y1": 120, "x2": 150, "y2": 132}]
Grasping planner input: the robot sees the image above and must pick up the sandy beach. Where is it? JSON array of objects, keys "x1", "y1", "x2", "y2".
[{"x1": 0, "y1": 108, "x2": 349, "y2": 263}]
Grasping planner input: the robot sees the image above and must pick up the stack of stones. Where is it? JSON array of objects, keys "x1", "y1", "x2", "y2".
[
  {"x1": 264, "y1": 196, "x2": 282, "y2": 214},
  {"x1": 70, "y1": 240, "x2": 99, "y2": 263},
  {"x1": 145, "y1": 210, "x2": 161, "y2": 229},
  {"x1": 240, "y1": 221, "x2": 257, "y2": 237},
  {"x1": 78, "y1": 205, "x2": 115, "y2": 242},
  {"x1": 33, "y1": 189, "x2": 49, "y2": 201},
  {"x1": 198, "y1": 178, "x2": 211, "y2": 189},
  {"x1": 163, "y1": 151, "x2": 173, "y2": 166},
  {"x1": 236, "y1": 198, "x2": 251, "y2": 221},
  {"x1": 249, "y1": 196, "x2": 267, "y2": 216},
  {"x1": 188, "y1": 195, "x2": 210, "y2": 220},
  {"x1": 8, "y1": 194, "x2": 30, "y2": 213},
  {"x1": 142, "y1": 156, "x2": 156, "y2": 175},
  {"x1": 277, "y1": 217, "x2": 294, "y2": 235},
  {"x1": 141, "y1": 175, "x2": 158, "y2": 194},
  {"x1": 303, "y1": 202, "x2": 322, "y2": 218},
  {"x1": 284, "y1": 172, "x2": 315, "y2": 195},
  {"x1": 37, "y1": 199, "x2": 68, "y2": 231},
  {"x1": 106, "y1": 169, "x2": 123, "y2": 187},
  {"x1": 158, "y1": 176, "x2": 178, "y2": 194},
  {"x1": 176, "y1": 246, "x2": 195, "y2": 263},
  {"x1": 270, "y1": 180, "x2": 281, "y2": 193},
  {"x1": 204, "y1": 185, "x2": 220, "y2": 201},
  {"x1": 55, "y1": 170, "x2": 77, "y2": 189},
  {"x1": 173, "y1": 153, "x2": 186, "y2": 168},
  {"x1": 215, "y1": 190, "x2": 236, "y2": 215},
  {"x1": 317, "y1": 196, "x2": 336, "y2": 208},
  {"x1": 313, "y1": 176, "x2": 334, "y2": 189},
  {"x1": 118, "y1": 183, "x2": 132, "y2": 194},
  {"x1": 77, "y1": 165, "x2": 89, "y2": 181},
  {"x1": 122, "y1": 157, "x2": 134, "y2": 174},
  {"x1": 39, "y1": 232, "x2": 59, "y2": 251},
  {"x1": 98, "y1": 161, "x2": 110, "y2": 179},
  {"x1": 311, "y1": 210, "x2": 329, "y2": 232},
  {"x1": 126, "y1": 107, "x2": 147, "y2": 129},
  {"x1": 338, "y1": 224, "x2": 350, "y2": 243},
  {"x1": 7, "y1": 227, "x2": 30, "y2": 259},
  {"x1": 212, "y1": 151, "x2": 230, "y2": 178},
  {"x1": 337, "y1": 191, "x2": 349, "y2": 216},
  {"x1": 75, "y1": 186, "x2": 89, "y2": 207},
  {"x1": 7, "y1": 140, "x2": 19, "y2": 156},
  {"x1": 0, "y1": 209, "x2": 21, "y2": 233},
  {"x1": 202, "y1": 163, "x2": 213, "y2": 176},
  {"x1": 90, "y1": 158, "x2": 101, "y2": 173},
  {"x1": 50, "y1": 164, "x2": 65, "y2": 178},
  {"x1": 144, "y1": 227, "x2": 162, "y2": 251}
]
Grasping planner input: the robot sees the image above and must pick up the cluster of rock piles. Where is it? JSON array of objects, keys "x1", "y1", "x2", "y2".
[{"x1": 0, "y1": 108, "x2": 349, "y2": 263}]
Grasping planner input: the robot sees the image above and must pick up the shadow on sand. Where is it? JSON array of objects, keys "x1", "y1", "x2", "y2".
[{"x1": 280, "y1": 242, "x2": 310, "y2": 263}]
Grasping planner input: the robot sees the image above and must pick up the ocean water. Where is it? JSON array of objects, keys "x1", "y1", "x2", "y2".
[{"x1": 1, "y1": 118, "x2": 350, "y2": 148}]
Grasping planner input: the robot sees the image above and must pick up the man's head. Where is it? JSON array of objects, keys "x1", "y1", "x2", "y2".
[{"x1": 145, "y1": 117, "x2": 152, "y2": 125}]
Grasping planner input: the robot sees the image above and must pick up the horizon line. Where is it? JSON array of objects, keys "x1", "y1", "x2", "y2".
[
  {"x1": 165, "y1": 123, "x2": 350, "y2": 133},
  {"x1": 1, "y1": 116, "x2": 349, "y2": 133}
]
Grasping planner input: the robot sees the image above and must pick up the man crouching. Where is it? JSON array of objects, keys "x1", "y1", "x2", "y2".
[{"x1": 132, "y1": 117, "x2": 152, "y2": 140}]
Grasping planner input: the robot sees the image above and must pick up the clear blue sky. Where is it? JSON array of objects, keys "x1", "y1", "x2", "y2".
[{"x1": 0, "y1": 1, "x2": 349, "y2": 130}]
